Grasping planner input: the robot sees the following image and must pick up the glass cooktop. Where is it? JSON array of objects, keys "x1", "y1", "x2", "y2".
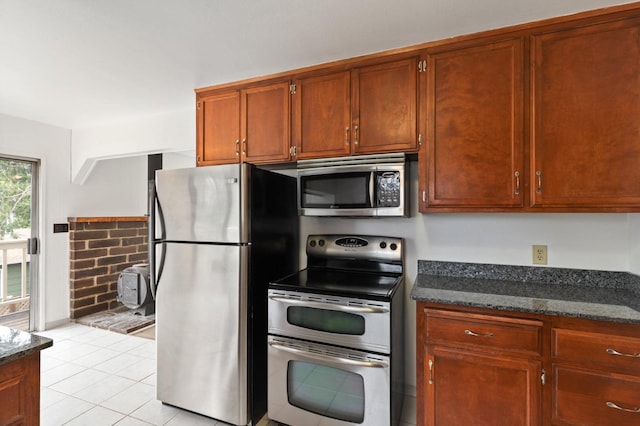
[{"x1": 269, "y1": 267, "x2": 403, "y2": 300}]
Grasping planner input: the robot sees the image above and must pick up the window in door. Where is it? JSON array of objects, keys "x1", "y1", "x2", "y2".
[{"x1": 0, "y1": 156, "x2": 39, "y2": 331}]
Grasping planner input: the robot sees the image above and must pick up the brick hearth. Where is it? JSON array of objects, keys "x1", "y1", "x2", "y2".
[{"x1": 68, "y1": 216, "x2": 148, "y2": 319}]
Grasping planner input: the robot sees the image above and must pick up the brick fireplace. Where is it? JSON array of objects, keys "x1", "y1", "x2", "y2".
[{"x1": 68, "y1": 216, "x2": 148, "y2": 319}]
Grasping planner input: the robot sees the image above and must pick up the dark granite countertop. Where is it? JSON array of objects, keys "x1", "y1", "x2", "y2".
[
  {"x1": 0, "y1": 326, "x2": 53, "y2": 366},
  {"x1": 411, "y1": 261, "x2": 640, "y2": 324}
]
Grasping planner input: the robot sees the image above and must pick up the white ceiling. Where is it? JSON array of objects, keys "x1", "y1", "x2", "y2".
[{"x1": 0, "y1": 0, "x2": 632, "y2": 130}]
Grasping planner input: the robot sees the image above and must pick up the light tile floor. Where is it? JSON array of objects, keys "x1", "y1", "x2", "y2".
[{"x1": 37, "y1": 323, "x2": 416, "y2": 425}]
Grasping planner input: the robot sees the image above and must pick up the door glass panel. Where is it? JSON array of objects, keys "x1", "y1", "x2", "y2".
[
  {"x1": 287, "y1": 306, "x2": 365, "y2": 335},
  {"x1": 0, "y1": 157, "x2": 35, "y2": 331},
  {"x1": 288, "y1": 360, "x2": 365, "y2": 423}
]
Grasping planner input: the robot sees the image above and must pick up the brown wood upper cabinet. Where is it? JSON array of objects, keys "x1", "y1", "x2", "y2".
[
  {"x1": 351, "y1": 58, "x2": 420, "y2": 155},
  {"x1": 291, "y1": 57, "x2": 421, "y2": 160},
  {"x1": 419, "y1": 38, "x2": 525, "y2": 211},
  {"x1": 530, "y1": 17, "x2": 640, "y2": 210},
  {"x1": 196, "y1": 80, "x2": 291, "y2": 166},
  {"x1": 420, "y1": 11, "x2": 640, "y2": 212},
  {"x1": 291, "y1": 71, "x2": 351, "y2": 160}
]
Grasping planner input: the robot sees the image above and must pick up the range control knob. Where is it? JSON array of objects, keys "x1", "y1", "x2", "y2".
[
  {"x1": 379, "y1": 242, "x2": 387, "y2": 249},
  {"x1": 390, "y1": 243, "x2": 398, "y2": 251},
  {"x1": 318, "y1": 239, "x2": 325, "y2": 247},
  {"x1": 309, "y1": 240, "x2": 316, "y2": 247}
]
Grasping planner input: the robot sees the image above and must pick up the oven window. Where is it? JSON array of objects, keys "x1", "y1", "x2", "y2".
[
  {"x1": 300, "y1": 172, "x2": 371, "y2": 208},
  {"x1": 287, "y1": 306, "x2": 365, "y2": 335},
  {"x1": 288, "y1": 360, "x2": 365, "y2": 423}
]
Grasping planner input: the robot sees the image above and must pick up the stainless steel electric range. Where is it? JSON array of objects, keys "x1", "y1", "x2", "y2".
[{"x1": 267, "y1": 234, "x2": 404, "y2": 426}]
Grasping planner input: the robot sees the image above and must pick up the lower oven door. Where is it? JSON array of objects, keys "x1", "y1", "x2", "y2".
[
  {"x1": 267, "y1": 335, "x2": 391, "y2": 426},
  {"x1": 268, "y1": 289, "x2": 391, "y2": 353}
]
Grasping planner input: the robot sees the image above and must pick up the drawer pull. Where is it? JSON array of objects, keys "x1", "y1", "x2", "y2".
[
  {"x1": 606, "y1": 348, "x2": 640, "y2": 358},
  {"x1": 464, "y1": 329, "x2": 494, "y2": 338},
  {"x1": 606, "y1": 402, "x2": 640, "y2": 413}
]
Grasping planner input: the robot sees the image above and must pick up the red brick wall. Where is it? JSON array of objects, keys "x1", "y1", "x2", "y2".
[{"x1": 68, "y1": 217, "x2": 148, "y2": 319}]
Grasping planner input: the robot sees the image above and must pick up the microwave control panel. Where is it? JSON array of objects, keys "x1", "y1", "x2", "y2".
[{"x1": 376, "y1": 171, "x2": 401, "y2": 207}]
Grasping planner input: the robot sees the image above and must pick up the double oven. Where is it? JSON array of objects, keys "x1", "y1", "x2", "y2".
[{"x1": 267, "y1": 235, "x2": 404, "y2": 426}]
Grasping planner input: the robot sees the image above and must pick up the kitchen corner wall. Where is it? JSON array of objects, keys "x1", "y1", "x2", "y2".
[{"x1": 300, "y1": 161, "x2": 639, "y2": 394}]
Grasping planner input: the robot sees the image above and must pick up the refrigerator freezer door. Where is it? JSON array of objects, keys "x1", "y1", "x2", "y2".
[
  {"x1": 155, "y1": 165, "x2": 242, "y2": 244},
  {"x1": 156, "y1": 242, "x2": 248, "y2": 425}
]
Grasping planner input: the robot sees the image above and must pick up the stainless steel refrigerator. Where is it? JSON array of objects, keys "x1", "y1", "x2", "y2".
[{"x1": 150, "y1": 163, "x2": 298, "y2": 426}]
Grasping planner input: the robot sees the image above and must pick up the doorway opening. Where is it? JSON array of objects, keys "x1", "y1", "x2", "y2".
[{"x1": 0, "y1": 156, "x2": 39, "y2": 331}]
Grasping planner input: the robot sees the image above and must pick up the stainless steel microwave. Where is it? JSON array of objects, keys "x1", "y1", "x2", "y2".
[{"x1": 297, "y1": 154, "x2": 407, "y2": 217}]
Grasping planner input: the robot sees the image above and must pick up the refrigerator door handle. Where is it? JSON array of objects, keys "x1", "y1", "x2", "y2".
[{"x1": 148, "y1": 180, "x2": 167, "y2": 300}]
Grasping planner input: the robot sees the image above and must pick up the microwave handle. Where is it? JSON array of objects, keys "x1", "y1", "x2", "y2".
[
  {"x1": 369, "y1": 171, "x2": 375, "y2": 207},
  {"x1": 269, "y1": 295, "x2": 389, "y2": 313},
  {"x1": 269, "y1": 342, "x2": 389, "y2": 369}
]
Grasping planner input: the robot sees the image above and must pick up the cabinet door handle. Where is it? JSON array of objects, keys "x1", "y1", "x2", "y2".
[
  {"x1": 606, "y1": 402, "x2": 640, "y2": 413},
  {"x1": 464, "y1": 329, "x2": 494, "y2": 338},
  {"x1": 514, "y1": 171, "x2": 520, "y2": 195},
  {"x1": 606, "y1": 348, "x2": 640, "y2": 358},
  {"x1": 428, "y1": 359, "x2": 434, "y2": 385},
  {"x1": 242, "y1": 138, "x2": 247, "y2": 155},
  {"x1": 345, "y1": 127, "x2": 350, "y2": 145},
  {"x1": 536, "y1": 170, "x2": 542, "y2": 193},
  {"x1": 354, "y1": 125, "x2": 359, "y2": 145},
  {"x1": 235, "y1": 139, "x2": 240, "y2": 156}
]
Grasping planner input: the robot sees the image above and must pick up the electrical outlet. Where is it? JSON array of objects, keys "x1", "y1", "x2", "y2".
[{"x1": 532, "y1": 245, "x2": 548, "y2": 265}]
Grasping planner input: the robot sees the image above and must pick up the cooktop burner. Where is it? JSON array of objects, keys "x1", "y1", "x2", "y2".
[{"x1": 269, "y1": 234, "x2": 404, "y2": 300}]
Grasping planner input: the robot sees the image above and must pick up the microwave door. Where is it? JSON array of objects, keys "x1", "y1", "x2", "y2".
[{"x1": 299, "y1": 171, "x2": 375, "y2": 216}]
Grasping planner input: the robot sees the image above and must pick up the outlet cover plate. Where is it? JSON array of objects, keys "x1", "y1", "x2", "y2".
[{"x1": 532, "y1": 245, "x2": 548, "y2": 265}]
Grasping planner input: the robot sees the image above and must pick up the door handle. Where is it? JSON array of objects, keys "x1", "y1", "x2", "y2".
[
  {"x1": 268, "y1": 295, "x2": 389, "y2": 313},
  {"x1": 26, "y1": 237, "x2": 39, "y2": 255},
  {"x1": 269, "y1": 342, "x2": 388, "y2": 368}
]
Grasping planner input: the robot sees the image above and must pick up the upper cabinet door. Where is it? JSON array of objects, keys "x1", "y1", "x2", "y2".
[
  {"x1": 351, "y1": 58, "x2": 419, "y2": 155},
  {"x1": 291, "y1": 71, "x2": 351, "y2": 160},
  {"x1": 420, "y1": 38, "x2": 525, "y2": 211},
  {"x1": 241, "y1": 81, "x2": 292, "y2": 164},
  {"x1": 196, "y1": 91, "x2": 241, "y2": 166},
  {"x1": 531, "y1": 18, "x2": 640, "y2": 209}
]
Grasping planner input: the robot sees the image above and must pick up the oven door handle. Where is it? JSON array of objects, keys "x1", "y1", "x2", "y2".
[
  {"x1": 268, "y1": 296, "x2": 389, "y2": 314},
  {"x1": 269, "y1": 342, "x2": 389, "y2": 369}
]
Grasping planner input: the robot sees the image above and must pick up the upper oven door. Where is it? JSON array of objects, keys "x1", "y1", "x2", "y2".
[{"x1": 268, "y1": 289, "x2": 391, "y2": 353}]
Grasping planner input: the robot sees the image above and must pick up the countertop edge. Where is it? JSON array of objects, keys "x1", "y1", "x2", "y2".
[{"x1": 0, "y1": 327, "x2": 53, "y2": 367}]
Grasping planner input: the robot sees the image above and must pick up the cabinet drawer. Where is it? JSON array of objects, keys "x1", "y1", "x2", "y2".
[
  {"x1": 553, "y1": 365, "x2": 640, "y2": 425},
  {"x1": 425, "y1": 309, "x2": 543, "y2": 355},
  {"x1": 553, "y1": 328, "x2": 640, "y2": 374}
]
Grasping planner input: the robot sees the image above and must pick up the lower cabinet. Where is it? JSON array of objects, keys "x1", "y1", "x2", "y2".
[
  {"x1": 0, "y1": 352, "x2": 41, "y2": 425},
  {"x1": 417, "y1": 303, "x2": 640, "y2": 426},
  {"x1": 551, "y1": 327, "x2": 640, "y2": 425},
  {"x1": 424, "y1": 346, "x2": 541, "y2": 425},
  {"x1": 552, "y1": 365, "x2": 640, "y2": 425},
  {"x1": 418, "y1": 306, "x2": 543, "y2": 426}
]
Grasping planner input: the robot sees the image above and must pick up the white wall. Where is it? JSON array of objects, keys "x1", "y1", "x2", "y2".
[
  {"x1": 629, "y1": 214, "x2": 640, "y2": 276},
  {"x1": 68, "y1": 156, "x2": 148, "y2": 217},
  {"x1": 71, "y1": 108, "x2": 194, "y2": 184},
  {"x1": 0, "y1": 114, "x2": 72, "y2": 330},
  {"x1": 300, "y1": 162, "x2": 637, "y2": 394}
]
